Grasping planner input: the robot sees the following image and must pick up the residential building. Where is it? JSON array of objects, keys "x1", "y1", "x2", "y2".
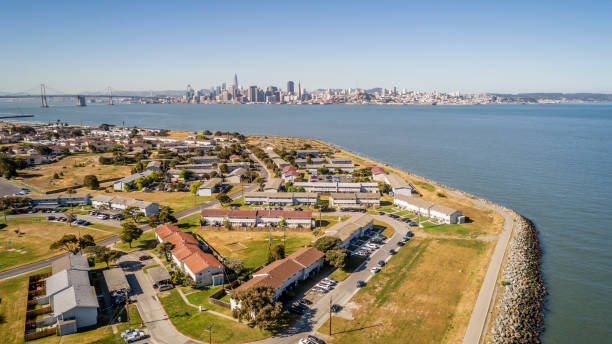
[
  {"x1": 154, "y1": 224, "x2": 224, "y2": 287},
  {"x1": 244, "y1": 192, "x2": 319, "y2": 206},
  {"x1": 146, "y1": 160, "x2": 162, "y2": 172},
  {"x1": 383, "y1": 173, "x2": 417, "y2": 197},
  {"x1": 324, "y1": 214, "x2": 374, "y2": 248},
  {"x1": 329, "y1": 193, "x2": 380, "y2": 208},
  {"x1": 29, "y1": 193, "x2": 90, "y2": 209},
  {"x1": 200, "y1": 209, "x2": 314, "y2": 228},
  {"x1": 196, "y1": 177, "x2": 223, "y2": 196},
  {"x1": 230, "y1": 247, "x2": 324, "y2": 305},
  {"x1": 263, "y1": 178, "x2": 282, "y2": 193},
  {"x1": 293, "y1": 181, "x2": 379, "y2": 194},
  {"x1": 91, "y1": 195, "x2": 159, "y2": 216},
  {"x1": 393, "y1": 194, "x2": 464, "y2": 224},
  {"x1": 225, "y1": 167, "x2": 246, "y2": 184}
]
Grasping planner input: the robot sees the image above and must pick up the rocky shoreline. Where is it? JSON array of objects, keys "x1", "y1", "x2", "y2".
[{"x1": 489, "y1": 215, "x2": 547, "y2": 343}]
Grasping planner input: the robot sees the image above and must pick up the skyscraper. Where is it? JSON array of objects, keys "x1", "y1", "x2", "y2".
[
  {"x1": 298, "y1": 81, "x2": 302, "y2": 99},
  {"x1": 233, "y1": 73, "x2": 238, "y2": 89},
  {"x1": 287, "y1": 81, "x2": 295, "y2": 94}
]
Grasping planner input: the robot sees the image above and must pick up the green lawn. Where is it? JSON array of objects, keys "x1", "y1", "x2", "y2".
[
  {"x1": 329, "y1": 255, "x2": 367, "y2": 282},
  {"x1": 114, "y1": 231, "x2": 157, "y2": 252},
  {"x1": 191, "y1": 229, "x2": 315, "y2": 271},
  {"x1": 183, "y1": 285, "x2": 232, "y2": 315},
  {"x1": 376, "y1": 205, "x2": 397, "y2": 213},
  {"x1": 177, "y1": 213, "x2": 201, "y2": 230},
  {"x1": 127, "y1": 304, "x2": 143, "y2": 328},
  {"x1": 159, "y1": 289, "x2": 271, "y2": 343},
  {"x1": 421, "y1": 223, "x2": 483, "y2": 237}
]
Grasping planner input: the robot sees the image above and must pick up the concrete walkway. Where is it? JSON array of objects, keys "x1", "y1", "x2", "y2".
[{"x1": 175, "y1": 287, "x2": 239, "y2": 322}]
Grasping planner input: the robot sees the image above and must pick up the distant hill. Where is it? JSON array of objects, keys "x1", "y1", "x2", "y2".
[{"x1": 491, "y1": 93, "x2": 612, "y2": 101}]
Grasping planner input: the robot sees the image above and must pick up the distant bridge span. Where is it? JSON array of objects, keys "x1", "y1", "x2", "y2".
[{"x1": 0, "y1": 84, "x2": 160, "y2": 107}]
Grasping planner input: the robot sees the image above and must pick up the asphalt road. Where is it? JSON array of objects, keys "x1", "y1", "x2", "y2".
[
  {"x1": 0, "y1": 178, "x2": 22, "y2": 197},
  {"x1": 118, "y1": 251, "x2": 200, "y2": 344}
]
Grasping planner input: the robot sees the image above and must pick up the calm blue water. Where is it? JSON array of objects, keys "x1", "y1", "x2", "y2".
[{"x1": 2, "y1": 101, "x2": 611, "y2": 343}]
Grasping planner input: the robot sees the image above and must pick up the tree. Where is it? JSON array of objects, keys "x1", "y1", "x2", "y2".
[
  {"x1": 224, "y1": 258, "x2": 243, "y2": 274},
  {"x1": 278, "y1": 219, "x2": 287, "y2": 227},
  {"x1": 232, "y1": 286, "x2": 288, "y2": 331},
  {"x1": 83, "y1": 175, "x2": 99, "y2": 189},
  {"x1": 325, "y1": 248, "x2": 348, "y2": 268},
  {"x1": 216, "y1": 193, "x2": 231, "y2": 204},
  {"x1": 0, "y1": 155, "x2": 20, "y2": 178},
  {"x1": 122, "y1": 206, "x2": 144, "y2": 223},
  {"x1": 158, "y1": 206, "x2": 177, "y2": 224},
  {"x1": 219, "y1": 163, "x2": 229, "y2": 174},
  {"x1": 66, "y1": 213, "x2": 76, "y2": 226},
  {"x1": 50, "y1": 234, "x2": 80, "y2": 254},
  {"x1": 86, "y1": 245, "x2": 121, "y2": 268},
  {"x1": 313, "y1": 199, "x2": 329, "y2": 212},
  {"x1": 79, "y1": 234, "x2": 96, "y2": 251},
  {"x1": 269, "y1": 244, "x2": 285, "y2": 262},
  {"x1": 120, "y1": 223, "x2": 143, "y2": 248},
  {"x1": 157, "y1": 241, "x2": 174, "y2": 262},
  {"x1": 170, "y1": 269, "x2": 185, "y2": 285},
  {"x1": 178, "y1": 169, "x2": 194, "y2": 180},
  {"x1": 313, "y1": 236, "x2": 342, "y2": 253},
  {"x1": 378, "y1": 181, "x2": 392, "y2": 194},
  {"x1": 190, "y1": 182, "x2": 202, "y2": 194}
]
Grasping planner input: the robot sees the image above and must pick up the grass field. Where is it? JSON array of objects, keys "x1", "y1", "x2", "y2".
[
  {"x1": 329, "y1": 254, "x2": 367, "y2": 282},
  {"x1": 183, "y1": 285, "x2": 232, "y2": 315},
  {"x1": 16, "y1": 153, "x2": 132, "y2": 192},
  {"x1": 318, "y1": 237, "x2": 493, "y2": 344},
  {"x1": 114, "y1": 231, "x2": 157, "y2": 252},
  {"x1": 373, "y1": 220, "x2": 394, "y2": 238},
  {"x1": 190, "y1": 229, "x2": 315, "y2": 270},
  {"x1": 159, "y1": 289, "x2": 271, "y2": 343},
  {"x1": 0, "y1": 218, "x2": 116, "y2": 271}
]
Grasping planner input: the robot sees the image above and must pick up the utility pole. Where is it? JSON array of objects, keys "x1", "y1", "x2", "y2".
[
  {"x1": 205, "y1": 323, "x2": 213, "y2": 344},
  {"x1": 329, "y1": 297, "x2": 333, "y2": 335}
]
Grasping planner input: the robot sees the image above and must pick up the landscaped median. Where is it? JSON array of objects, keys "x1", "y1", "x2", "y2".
[{"x1": 158, "y1": 289, "x2": 272, "y2": 343}]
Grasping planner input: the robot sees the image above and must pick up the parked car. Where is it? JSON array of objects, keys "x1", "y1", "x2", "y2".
[
  {"x1": 397, "y1": 241, "x2": 405, "y2": 246},
  {"x1": 139, "y1": 255, "x2": 152, "y2": 261},
  {"x1": 378, "y1": 260, "x2": 386, "y2": 267},
  {"x1": 370, "y1": 267, "x2": 381, "y2": 273},
  {"x1": 46, "y1": 216, "x2": 56, "y2": 221},
  {"x1": 389, "y1": 249, "x2": 397, "y2": 255},
  {"x1": 356, "y1": 280, "x2": 366, "y2": 288},
  {"x1": 406, "y1": 231, "x2": 414, "y2": 237}
]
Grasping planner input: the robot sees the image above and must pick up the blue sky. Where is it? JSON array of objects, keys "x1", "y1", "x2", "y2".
[{"x1": 1, "y1": 0, "x2": 611, "y2": 93}]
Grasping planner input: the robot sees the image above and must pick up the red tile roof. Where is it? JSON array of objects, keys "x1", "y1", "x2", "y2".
[
  {"x1": 281, "y1": 165, "x2": 297, "y2": 173},
  {"x1": 257, "y1": 210, "x2": 313, "y2": 219},
  {"x1": 155, "y1": 224, "x2": 181, "y2": 240},
  {"x1": 371, "y1": 166, "x2": 385, "y2": 175},
  {"x1": 165, "y1": 231, "x2": 199, "y2": 247},
  {"x1": 289, "y1": 247, "x2": 325, "y2": 267}
]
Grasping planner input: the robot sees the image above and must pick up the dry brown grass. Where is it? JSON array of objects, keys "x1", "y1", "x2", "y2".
[
  {"x1": 319, "y1": 238, "x2": 493, "y2": 344},
  {"x1": 16, "y1": 153, "x2": 132, "y2": 191}
]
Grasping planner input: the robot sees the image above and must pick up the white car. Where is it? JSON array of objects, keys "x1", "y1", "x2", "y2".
[{"x1": 370, "y1": 267, "x2": 381, "y2": 273}]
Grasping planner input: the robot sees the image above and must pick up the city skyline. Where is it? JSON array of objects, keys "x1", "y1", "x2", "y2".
[{"x1": 1, "y1": 1, "x2": 612, "y2": 93}]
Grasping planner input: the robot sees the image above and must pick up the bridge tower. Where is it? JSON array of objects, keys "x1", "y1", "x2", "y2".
[
  {"x1": 40, "y1": 84, "x2": 48, "y2": 108},
  {"x1": 107, "y1": 86, "x2": 113, "y2": 106},
  {"x1": 76, "y1": 96, "x2": 87, "y2": 106}
]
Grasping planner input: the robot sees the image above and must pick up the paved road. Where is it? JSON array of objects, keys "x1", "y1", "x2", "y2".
[
  {"x1": 118, "y1": 252, "x2": 200, "y2": 344},
  {"x1": 461, "y1": 200, "x2": 515, "y2": 344},
  {"x1": 0, "y1": 178, "x2": 22, "y2": 197}
]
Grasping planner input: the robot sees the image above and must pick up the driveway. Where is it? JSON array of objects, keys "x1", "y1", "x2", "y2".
[{"x1": 119, "y1": 252, "x2": 200, "y2": 344}]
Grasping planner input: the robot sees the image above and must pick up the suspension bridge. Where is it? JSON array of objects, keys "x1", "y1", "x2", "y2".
[{"x1": 0, "y1": 84, "x2": 160, "y2": 107}]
